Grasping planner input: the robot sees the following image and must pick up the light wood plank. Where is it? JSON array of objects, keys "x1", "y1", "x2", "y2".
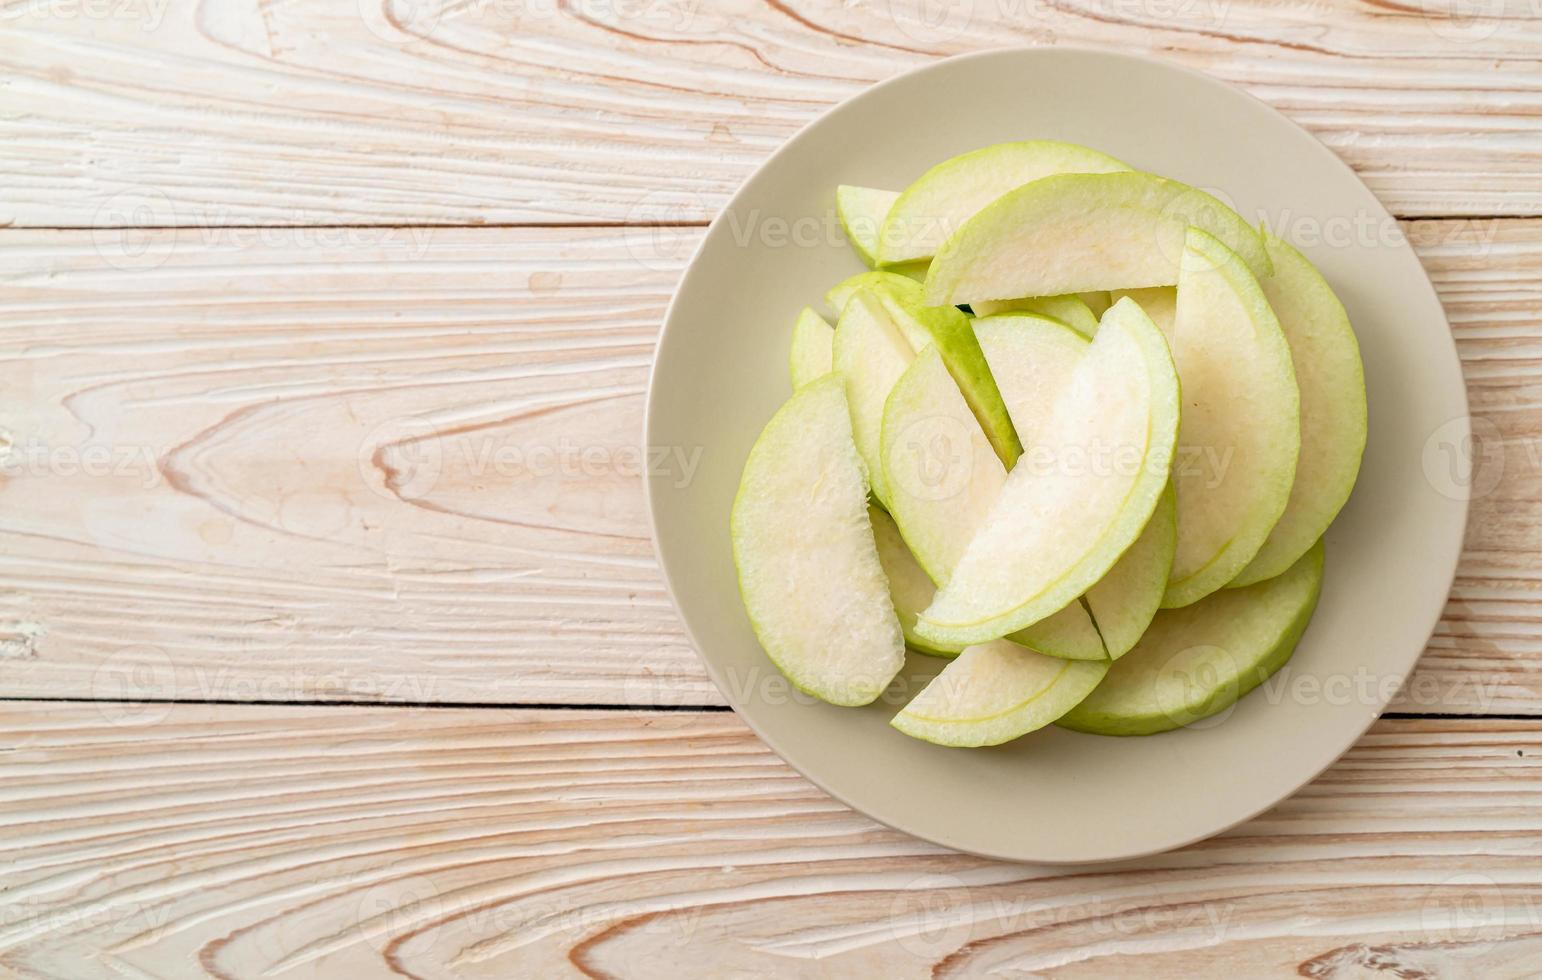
[
  {"x1": 2, "y1": 703, "x2": 1541, "y2": 978},
  {"x1": 0, "y1": 225, "x2": 715, "y2": 707},
  {"x1": 0, "y1": 221, "x2": 1535, "y2": 710},
  {"x1": 1, "y1": 0, "x2": 1538, "y2": 227},
  {"x1": 1414, "y1": 218, "x2": 1542, "y2": 712}
]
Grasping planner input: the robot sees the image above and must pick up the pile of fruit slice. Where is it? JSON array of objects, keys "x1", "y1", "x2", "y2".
[{"x1": 732, "y1": 141, "x2": 1367, "y2": 747}]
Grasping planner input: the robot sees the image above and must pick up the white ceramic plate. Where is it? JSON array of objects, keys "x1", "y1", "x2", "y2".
[{"x1": 645, "y1": 48, "x2": 1469, "y2": 863}]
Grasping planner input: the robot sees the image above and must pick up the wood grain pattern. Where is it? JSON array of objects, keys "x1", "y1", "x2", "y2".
[
  {"x1": 0, "y1": 225, "x2": 715, "y2": 708},
  {"x1": 1, "y1": 0, "x2": 1538, "y2": 227},
  {"x1": 1416, "y1": 218, "x2": 1542, "y2": 712},
  {"x1": 2, "y1": 703, "x2": 1541, "y2": 978},
  {"x1": 0, "y1": 220, "x2": 1534, "y2": 711}
]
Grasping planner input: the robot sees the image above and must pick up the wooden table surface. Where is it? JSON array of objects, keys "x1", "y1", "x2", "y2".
[{"x1": 2, "y1": 2, "x2": 1540, "y2": 977}]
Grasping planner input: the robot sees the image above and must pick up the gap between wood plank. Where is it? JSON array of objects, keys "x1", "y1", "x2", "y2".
[
  {"x1": 3, "y1": 215, "x2": 1528, "y2": 231},
  {"x1": 2, "y1": 696, "x2": 1537, "y2": 721},
  {"x1": 0, "y1": 696, "x2": 734, "y2": 711},
  {"x1": 4, "y1": 221, "x2": 717, "y2": 231}
]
